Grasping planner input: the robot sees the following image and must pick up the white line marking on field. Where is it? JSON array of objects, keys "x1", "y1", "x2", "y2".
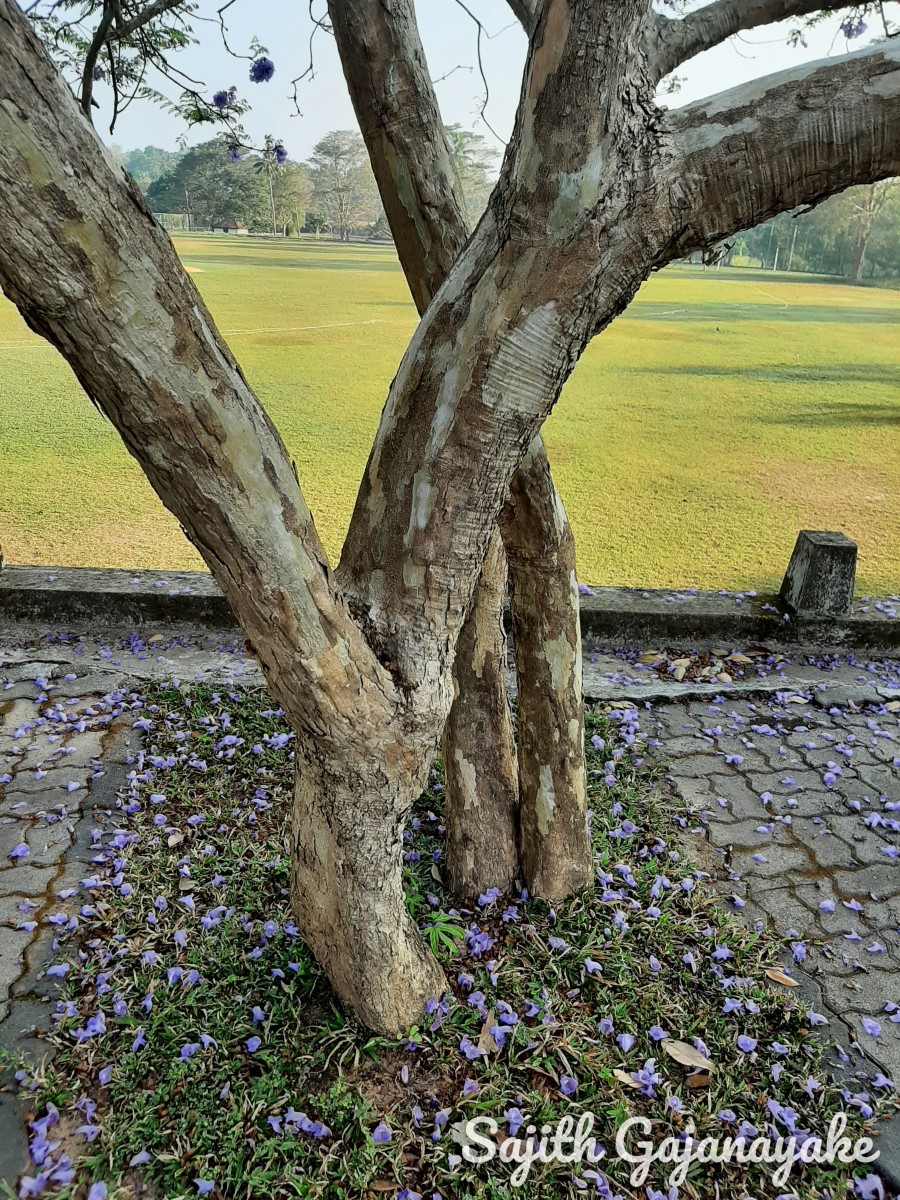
[
  {"x1": 752, "y1": 286, "x2": 790, "y2": 309},
  {"x1": 222, "y1": 319, "x2": 384, "y2": 336}
]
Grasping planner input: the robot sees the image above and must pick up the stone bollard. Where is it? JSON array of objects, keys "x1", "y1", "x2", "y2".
[{"x1": 780, "y1": 531, "x2": 857, "y2": 618}]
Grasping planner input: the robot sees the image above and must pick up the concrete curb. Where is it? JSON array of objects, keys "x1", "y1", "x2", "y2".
[{"x1": 2, "y1": 567, "x2": 899, "y2": 650}]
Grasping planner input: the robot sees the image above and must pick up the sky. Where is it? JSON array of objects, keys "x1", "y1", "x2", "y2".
[{"x1": 82, "y1": 0, "x2": 899, "y2": 159}]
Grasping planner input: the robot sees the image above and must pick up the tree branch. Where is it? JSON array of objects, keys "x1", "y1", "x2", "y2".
[
  {"x1": 665, "y1": 40, "x2": 900, "y2": 260},
  {"x1": 504, "y1": 0, "x2": 537, "y2": 33},
  {"x1": 0, "y1": 0, "x2": 400, "y2": 745},
  {"x1": 111, "y1": 0, "x2": 188, "y2": 40},
  {"x1": 80, "y1": 0, "x2": 117, "y2": 118},
  {"x1": 327, "y1": 0, "x2": 468, "y2": 310},
  {"x1": 652, "y1": 0, "x2": 834, "y2": 79}
]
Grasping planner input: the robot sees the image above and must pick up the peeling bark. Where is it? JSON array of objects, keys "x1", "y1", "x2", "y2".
[
  {"x1": 501, "y1": 440, "x2": 592, "y2": 899},
  {"x1": 442, "y1": 531, "x2": 520, "y2": 899},
  {"x1": 290, "y1": 752, "x2": 445, "y2": 1031},
  {"x1": 652, "y1": 0, "x2": 830, "y2": 80},
  {"x1": 329, "y1": 0, "x2": 586, "y2": 903}
]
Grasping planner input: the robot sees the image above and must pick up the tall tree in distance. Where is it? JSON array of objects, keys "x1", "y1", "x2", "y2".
[
  {"x1": 444, "y1": 124, "x2": 500, "y2": 226},
  {"x1": 306, "y1": 130, "x2": 382, "y2": 240},
  {"x1": 146, "y1": 138, "x2": 270, "y2": 230}
]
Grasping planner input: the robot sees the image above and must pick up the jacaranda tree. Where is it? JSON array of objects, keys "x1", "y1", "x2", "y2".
[{"x1": 0, "y1": 0, "x2": 898, "y2": 1032}]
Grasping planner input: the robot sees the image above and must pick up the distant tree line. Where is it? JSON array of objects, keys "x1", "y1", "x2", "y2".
[
  {"x1": 731, "y1": 180, "x2": 900, "y2": 283},
  {"x1": 124, "y1": 132, "x2": 899, "y2": 283},
  {"x1": 121, "y1": 126, "x2": 500, "y2": 240}
]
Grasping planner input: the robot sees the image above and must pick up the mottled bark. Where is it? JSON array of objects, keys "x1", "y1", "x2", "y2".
[
  {"x1": 290, "y1": 752, "x2": 444, "y2": 1031},
  {"x1": 0, "y1": 0, "x2": 442, "y2": 1034},
  {"x1": 328, "y1": 0, "x2": 520, "y2": 898},
  {"x1": 652, "y1": 0, "x2": 831, "y2": 80},
  {"x1": 329, "y1": 0, "x2": 584, "y2": 901},
  {"x1": 442, "y1": 531, "x2": 520, "y2": 898},
  {"x1": 666, "y1": 43, "x2": 900, "y2": 260},
  {"x1": 501, "y1": 440, "x2": 591, "y2": 899}
]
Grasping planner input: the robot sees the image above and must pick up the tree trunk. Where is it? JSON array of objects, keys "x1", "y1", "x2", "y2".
[
  {"x1": 501, "y1": 440, "x2": 593, "y2": 899},
  {"x1": 290, "y1": 751, "x2": 445, "y2": 1031},
  {"x1": 442, "y1": 530, "x2": 520, "y2": 899},
  {"x1": 327, "y1": 0, "x2": 587, "y2": 904}
]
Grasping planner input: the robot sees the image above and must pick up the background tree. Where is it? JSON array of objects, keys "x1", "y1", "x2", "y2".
[
  {"x1": 122, "y1": 145, "x2": 184, "y2": 191},
  {"x1": 272, "y1": 161, "x2": 312, "y2": 237},
  {"x1": 2, "y1": 0, "x2": 900, "y2": 1033},
  {"x1": 306, "y1": 130, "x2": 382, "y2": 240},
  {"x1": 443, "y1": 123, "x2": 500, "y2": 226},
  {"x1": 146, "y1": 138, "x2": 270, "y2": 230}
]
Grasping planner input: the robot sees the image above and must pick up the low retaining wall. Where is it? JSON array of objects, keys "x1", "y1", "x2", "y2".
[{"x1": 1, "y1": 566, "x2": 898, "y2": 650}]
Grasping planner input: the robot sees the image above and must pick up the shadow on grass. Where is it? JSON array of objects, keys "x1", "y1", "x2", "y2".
[{"x1": 638, "y1": 363, "x2": 900, "y2": 390}]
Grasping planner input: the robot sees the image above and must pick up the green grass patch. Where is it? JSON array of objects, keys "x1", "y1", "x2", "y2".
[
  {"x1": 0, "y1": 237, "x2": 897, "y2": 592},
  {"x1": 9, "y1": 687, "x2": 894, "y2": 1199}
]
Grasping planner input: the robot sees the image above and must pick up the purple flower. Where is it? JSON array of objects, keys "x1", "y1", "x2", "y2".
[
  {"x1": 737, "y1": 1034, "x2": 757, "y2": 1053},
  {"x1": 8, "y1": 843, "x2": 29, "y2": 860},
  {"x1": 559, "y1": 1074, "x2": 577, "y2": 1096},
  {"x1": 130, "y1": 1150, "x2": 150, "y2": 1167},
  {"x1": 616, "y1": 1032, "x2": 635, "y2": 1053},
  {"x1": 372, "y1": 1121, "x2": 391, "y2": 1144},
  {"x1": 630, "y1": 1059, "x2": 661, "y2": 1098},
  {"x1": 504, "y1": 1107, "x2": 524, "y2": 1136},
  {"x1": 212, "y1": 90, "x2": 231, "y2": 110},
  {"x1": 649, "y1": 1024, "x2": 669, "y2": 1042},
  {"x1": 246, "y1": 1036, "x2": 261, "y2": 1053},
  {"x1": 274, "y1": 143, "x2": 288, "y2": 165},
  {"x1": 87, "y1": 1186, "x2": 107, "y2": 1200},
  {"x1": 195, "y1": 1182, "x2": 214, "y2": 1196},
  {"x1": 861, "y1": 1018, "x2": 881, "y2": 1039},
  {"x1": 249, "y1": 56, "x2": 275, "y2": 83}
]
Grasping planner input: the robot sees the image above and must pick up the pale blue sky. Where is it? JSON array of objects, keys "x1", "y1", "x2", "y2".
[{"x1": 91, "y1": 1, "x2": 898, "y2": 158}]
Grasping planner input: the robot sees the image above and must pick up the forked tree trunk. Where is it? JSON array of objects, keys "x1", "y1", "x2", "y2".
[
  {"x1": 442, "y1": 530, "x2": 519, "y2": 899},
  {"x1": 3, "y1": 0, "x2": 899, "y2": 1037},
  {"x1": 328, "y1": 0, "x2": 588, "y2": 902},
  {"x1": 290, "y1": 751, "x2": 445, "y2": 1029},
  {"x1": 501, "y1": 440, "x2": 593, "y2": 899}
]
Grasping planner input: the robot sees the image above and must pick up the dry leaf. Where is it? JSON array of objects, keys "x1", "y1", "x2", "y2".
[
  {"x1": 370, "y1": 1183, "x2": 396, "y2": 1193},
  {"x1": 886, "y1": 700, "x2": 900, "y2": 713},
  {"x1": 765, "y1": 967, "x2": 799, "y2": 988},
  {"x1": 178, "y1": 879, "x2": 194, "y2": 892},
  {"x1": 148, "y1": 634, "x2": 164, "y2": 644},
  {"x1": 430, "y1": 864, "x2": 442, "y2": 883},
  {"x1": 613, "y1": 1068, "x2": 640, "y2": 1088},
  {"x1": 672, "y1": 665, "x2": 687, "y2": 682},
  {"x1": 167, "y1": 832, "x2": 184, "y2": 848},
  {"x1": 717, "y1": 671, "x2": 733, "y2": 684},
  {"x1": 477, "y1": 1011, "x2": 500, "y2": 1055},
  {"x1": 662, "y1": 1039, "x2": 715, "y2": 1072},
  {"x1": 685, "y1": 1072, "x2": 712, "y2": 1089}
]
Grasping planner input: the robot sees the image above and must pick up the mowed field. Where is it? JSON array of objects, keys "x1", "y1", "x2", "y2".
[{"x1": 1, "y1": 234, "x2": 898, "y2": 592}]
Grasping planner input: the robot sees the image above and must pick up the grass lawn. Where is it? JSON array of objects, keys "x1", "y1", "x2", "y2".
[
  {"x1": 0, "y1": 234, "x2": 898, "y2": 593},
  {"x1": 9, "y1": 686, "x2": 892, "y2": 1199}
]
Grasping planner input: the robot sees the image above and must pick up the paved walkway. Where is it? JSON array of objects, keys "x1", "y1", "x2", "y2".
[
  {"x1": 0, "y1": 623, "x2": 260, "y2": 1182},
  {"x1": 1, "y1": 619, "x2": 898, "y2": 1189}
]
